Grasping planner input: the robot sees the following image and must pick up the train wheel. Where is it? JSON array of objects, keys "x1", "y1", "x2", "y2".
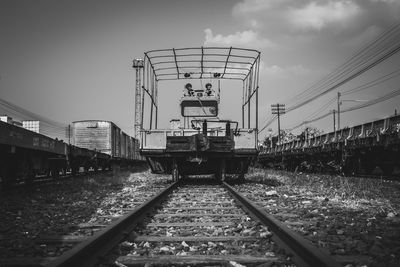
[
  {"x1": 215, "y1": 159, "x2": 226, "y2": 182},
  {"x1": 172, "y1": 168, "x2": 179, "y2": 182},
  {"x1": 71, "y1": 166, "x2": 78, "y2": 176},
  {"x1": 364, "y1": 162, "x2": 375, "y2": 174},
  {"x1": 25, "y1": 170, "x2": 36, "y2": 184},
  {"x1": 172, "y1": 160, "x2": 179, "y2": 182},
  {"x1": 51, "y1": 168, "x2": 60, "y2": 179},
  {"x1": 237, "y1": 161, "x2": 246, "y2": 182},
  {"x1": 380, "y1": 163, "x2": 394, "y2": 176},
  {"x1": 2, "y1": 164, "x2": 17, "y2": 187}
]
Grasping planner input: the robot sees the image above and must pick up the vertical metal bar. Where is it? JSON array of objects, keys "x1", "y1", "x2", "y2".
[
  {"x1": 277, "y1": 105, "x2": 281, "y2": 144},
  {"x1": 172, "y1": 48, "x2": 179, "y2": 79},
  {"x1": 247, "y1": 67, "x2": 253, "y2": 129},
  {"x1": 200, "y1": 47, "x2": 204, "y2": 79},
  {"x1": 221, "y1": 47, "x2": 232, "y2": 79},
  {"x1": 255, "y1": 56, "x2": 260, "y2": 131},
  {"x1": 242, "y1": 81, "x2": 245, "y2": 128},
  {"x1": 256, "y1": 86, "x2": 258, "y2": 131},
  {"x1": 149, "y1": 72, "x2": 153, "y2": 129},
  {"x1": 337, "y1": 92, "x2": 341, "y2": 130},
  {"x1": 202, "y1": 120, "x2": 207, "y2": 136},
  {"x1": 155, "y1": 80, "x2": 158, "y2": 129},
  {"x1": 248, "y1": 95, "x2": 251, "y2": 128},
  {"x1": 140, "y1": 63, "x2": 146, "y2": 131},
  {"x1": 218, "y1": 80, "x2": 221, "y2": 101}
]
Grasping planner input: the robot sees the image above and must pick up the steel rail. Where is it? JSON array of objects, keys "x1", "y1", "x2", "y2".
[
  {"x1": 45, "y1": 181, "x2": 180, "y2": 267},
  {"x1": 223, "y1": 182, "x2": 342, "y2": 267}
]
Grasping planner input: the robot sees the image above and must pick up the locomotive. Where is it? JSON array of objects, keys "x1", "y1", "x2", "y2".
[
  {"x1": 0, "y1": 119, "x2": 141, "y2": 185},
  {"x1": 136, "y1": 47, "x2": 261, "y2": 180}
]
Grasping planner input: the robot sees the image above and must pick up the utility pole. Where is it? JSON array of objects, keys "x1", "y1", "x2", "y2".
[
  {"x1": 333, "y1": 109, "x2": 336, "y2": 132},
  {"x1": 337, "y1": 92, "x2": 341, "y2": 131},
  {"x1": 271, "y1": 104, "x2": 285, "y2": 144},
  {"x1": 68, "y1": 124, "x2": 71, "y2": 144},
  {"x1": 133, "y1": 58, "x2": 144, "y2": 140},
  {"x1": 337, "y1": 93, "x2": 368, "y2": 131}
]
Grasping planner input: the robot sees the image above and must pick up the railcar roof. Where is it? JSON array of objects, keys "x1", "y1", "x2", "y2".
[{"x1": 144, "y1": 47, "x2": 260, "y2": 81}]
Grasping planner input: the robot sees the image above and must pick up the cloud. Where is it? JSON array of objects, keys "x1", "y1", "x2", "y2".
[
  {"x1": 232, "y1": 0, "x2": 289, "y2": 30},
  {"x1": 287, "y1": 1, "x2": 361, "y2": 31},
  {"x1": 231, "y1": 0, "x2": 400, "y2": 36},
  {"x1": 232, "y1": 0, "x2": 286, "y2": 15},
  {"x1": 262, "y1": 64, "x2": 316, "y2": 78},
  {"x1": 369, "y1": 0, "x2": 400, "y2": 3},
  {"x1": 341, "y1": 25, "x2": 382, "y2": 48},
  {"x1": 203, "y1": 28, "x2": 275, "y2": 49}
]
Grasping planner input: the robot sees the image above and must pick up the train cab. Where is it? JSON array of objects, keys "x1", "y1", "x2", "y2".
[{"x1": 180, "y1": 83, "x2": 219, "y2": 117}]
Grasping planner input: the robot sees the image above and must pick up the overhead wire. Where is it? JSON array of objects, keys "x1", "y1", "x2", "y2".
[
  {"x1": 259, "y1": 19, "x2": 400, "y2": 131},
  {"x1": 0, "y1": 97, "x2": 69, "y2": 139},
  {"x1": 342, "y1": 67, "x2": 400, "y2": 96},
  {"x1": 285, "y1": 97, "x2": 336, "y2": 130},
  {"x1": 285, "y1": 21, "x2": 400, "y2": 106},
  {"x1": 341, "y1": 87, "x2": 400, "y2": 113},
  {"x1": 284, "y1": 66, "x2": 400, "y2": 131},
  {"x1": 287, "y1": 87, "x2": 400, "y2": 131},
  {"x1": 282, "y1": 69, "x2": 400, "y2": 131}
]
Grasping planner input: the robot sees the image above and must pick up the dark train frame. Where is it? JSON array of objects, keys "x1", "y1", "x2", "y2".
[
  {"x1": 0, "y1": 119, "x2": 142, "y2": 185},
  {"x1": 258, "y1": 114, "x2": 400, "y2": 176}
]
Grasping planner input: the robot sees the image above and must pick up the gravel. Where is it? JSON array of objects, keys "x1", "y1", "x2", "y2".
[
  {"x1": 0, "y1": 169, "x2": 172, "y2": 259},
  {"x1": 236, "y1": 168, "x2": 400, "y2": 267},
  {"x1": 3, "y1": 166, "x2": 398, "y2": 266}
]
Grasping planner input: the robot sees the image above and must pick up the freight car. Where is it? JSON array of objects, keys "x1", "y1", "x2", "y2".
[
  {"x1": 0, "y1": 120, "x2": 111, "y2": 185},
  {"x1": 136, "y1": 47, "x2": 260, "y2": 181},
  {"x1": 72, "y1": 120, "x2": 142, "y2": 164},
  {"x1": 259, "y1": 114, "x2": 400, "y2": 176}
]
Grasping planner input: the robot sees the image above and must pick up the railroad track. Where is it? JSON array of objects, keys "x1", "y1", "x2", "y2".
[
  {"x1": 0, "y1": 169, "x2": 110, "y2": 192},
  {"x1": 351, "y1": 173, "x2": 400, "y2": 181},
  {"x1": 1, "y1": 164, "x2": 148, "y2": 191},
  {"x1": 28, "y1": 179, "x2": 343, "y2": 267},
  {"x1": 0, "y1": 173, "x2": 170, "y2": 267}
]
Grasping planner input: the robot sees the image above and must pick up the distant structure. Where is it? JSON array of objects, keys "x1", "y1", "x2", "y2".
[
  {"x1": 0, "y1": 115, "x2": 12, "y2": 123},
  {"x1": 133, "y1": 58, "x2": 144, "y2": 140},
  {"x1": 22, "y1": 120, "x2": 40, "y2": 133},
  {"x1": 0, "y1": 115, "x2": 22, "y2": 127}
]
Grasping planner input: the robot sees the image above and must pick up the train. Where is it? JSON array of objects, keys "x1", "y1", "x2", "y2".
[
  {"x1": 0, "y1": 119, "x2": 142, "y2": 185},
  {"x1": 258, "y1": 114, "x2": 400, "y2": 176},
  {"x1": 72, "y1": 120, "x2": 141, "y2": 161},
  {"x1": 136, "y1": 47, "x2": 261, "y2": 181}
]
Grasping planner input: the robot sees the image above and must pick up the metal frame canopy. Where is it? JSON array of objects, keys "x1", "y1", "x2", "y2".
[
  {"x1": 139, "y1": 47, "x2": 261, "y2": 130},
  {"x1": 144, "y1": 46, "x2": 260, "y2": 81}
]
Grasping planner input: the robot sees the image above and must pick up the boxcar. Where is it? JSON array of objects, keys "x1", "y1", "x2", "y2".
[{"x1": 72, "y1": 120, "x2": 123, "y2": 158}]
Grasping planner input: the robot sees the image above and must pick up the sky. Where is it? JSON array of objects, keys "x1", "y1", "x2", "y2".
[{"x1": 1, "y1": 0, "x2": 400, "y2": 141}]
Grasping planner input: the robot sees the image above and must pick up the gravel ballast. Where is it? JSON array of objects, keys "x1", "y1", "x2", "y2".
[
  {"x1": 238, "y1": 168, "x2": 400, "y2": 267},
  {"x1": 0, "y1": 169, "x2": 172, "y2": 259}
]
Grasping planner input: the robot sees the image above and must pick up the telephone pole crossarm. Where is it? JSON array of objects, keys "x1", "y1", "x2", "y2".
[{"x1": 271, "y1": 103, "x2": 285, "y2": 144}]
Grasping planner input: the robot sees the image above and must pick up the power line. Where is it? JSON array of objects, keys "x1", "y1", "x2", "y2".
[
  {"x1": 259, "y1": 19, "x2": 400, "y2": 131},
  {"x1": 287, "y1": 87, "x2": 400, "y2": 131},
  {"x1": 0, "y1": 97, "x2": 68, "y2": 139},
  {"x1": 286, "y1": 21, "x2": 400, "y2": 106},
  {"x1": 342, "y1": 67, "x2": 400, "y2": 96}
]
